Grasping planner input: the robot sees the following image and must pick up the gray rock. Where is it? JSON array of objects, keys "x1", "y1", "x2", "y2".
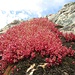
[
  {"x1": 48, "y1": 2, "x2": 75, "y2": 34},
  {"x1": 48, "y1": 14, "x2": 56, "y2": 21},
  {"x1": 0, "y1": 20, "x2": 22, "y2": 34}
]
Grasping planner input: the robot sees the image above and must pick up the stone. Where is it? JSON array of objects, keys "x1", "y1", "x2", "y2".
[
  {"x1": 47, "y1": 14, "x2": 56, "y2": 21},
  {"x1": 0, "y1": 20, "x2": 22, "y2": 34},
  {"x1": 48, "y1": 2, "x2": 75, "y2": 34},
  {"x1": 63, "y1": 72, "x2": 69, "y2": 75}
]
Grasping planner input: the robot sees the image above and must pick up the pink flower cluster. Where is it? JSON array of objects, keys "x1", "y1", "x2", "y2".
[
  {"x1": 63, "y1": 33, "x2": 75, "y2": 42},
  {"x1": 0, "y1": 18, "x2": 75, "y2": 69}
]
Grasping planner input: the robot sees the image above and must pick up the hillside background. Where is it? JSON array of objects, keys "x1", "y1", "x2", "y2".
[{"x1": 0, "y1": 0, "x2": 75, "y2": 29}]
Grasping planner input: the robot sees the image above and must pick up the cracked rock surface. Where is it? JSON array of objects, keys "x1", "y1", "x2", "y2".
[{"x1": 48, "y1": 2, "x2": 75, "y2": 34}]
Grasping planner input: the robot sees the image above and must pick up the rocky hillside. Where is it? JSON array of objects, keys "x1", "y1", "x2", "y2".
[{"x1": 48, "y1": 2, "x2": 75, "y2": 34}]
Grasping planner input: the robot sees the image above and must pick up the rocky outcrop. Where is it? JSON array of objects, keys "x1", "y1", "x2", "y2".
[
  {"x1": 0, "y1": 20, "x2": 22, "y2": 34},
  {"x1": 48, "y1": 2, "x2": 75, "y2": 34}
]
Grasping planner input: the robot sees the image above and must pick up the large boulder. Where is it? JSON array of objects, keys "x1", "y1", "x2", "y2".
[{"x1": 48, "y1": 2, "x2": 75, "y2": 34}]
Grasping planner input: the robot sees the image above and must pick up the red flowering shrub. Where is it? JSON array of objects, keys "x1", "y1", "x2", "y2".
[
  {"x1": 62, "y1": 33, "x2": 75, "y2": 42},
  {"x1": 0, "y1": 18, "x2": 75, "y2": 72}
]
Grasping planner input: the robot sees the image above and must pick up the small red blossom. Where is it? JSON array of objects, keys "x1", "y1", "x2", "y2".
[{"x1": 72, "y1": 61, "x2": 75, "y2": 64}]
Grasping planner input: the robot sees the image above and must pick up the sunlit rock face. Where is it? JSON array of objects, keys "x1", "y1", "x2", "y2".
[{"x1": 48, "y1": 2, "x2": 75, "y2": 34}]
